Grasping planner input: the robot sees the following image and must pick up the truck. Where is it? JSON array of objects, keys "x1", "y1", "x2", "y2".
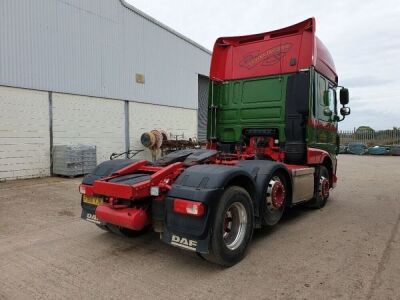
[{"x1": 79, "y1": 18, "x2": 350, "y2": 266}]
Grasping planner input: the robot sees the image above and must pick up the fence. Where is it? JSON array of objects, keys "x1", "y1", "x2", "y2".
[{"x1": 339, "y1": 129, "x2": 400, "y2": 146}]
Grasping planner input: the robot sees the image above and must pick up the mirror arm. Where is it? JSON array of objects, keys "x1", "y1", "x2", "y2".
[{"x1": 337, "y1": 115, "x2": 345, "y2": 122}]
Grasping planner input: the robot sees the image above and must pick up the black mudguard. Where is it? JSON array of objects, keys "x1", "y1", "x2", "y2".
[
  {"x1": 161, "y1": 161, "x2": 292, "y2": 253},
  {"x1": 81, "y1": 159, "x2": 139, "y2": 185},
  {"x1": 161, "y1": 164, "x2": 256, "y2": 253},
  {"x1": 236, "y1": 160, "x2": 293, "y2": 213}
]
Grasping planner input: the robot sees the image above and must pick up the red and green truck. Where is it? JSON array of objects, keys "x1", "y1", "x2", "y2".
[{"x1": 79, "y1": 18, "x2": 350, "y2": 266}]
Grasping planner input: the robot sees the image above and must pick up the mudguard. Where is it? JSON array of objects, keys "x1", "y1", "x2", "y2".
[
  {"x1": 162, "y1": 161, "x2": 291, "y2": 253},
  {"x1": 162, "y1": 164, "x2": 255, "y2": 253},
  {"x1": 236, "y1": 160, "x2": 293, "y2": 224},
  {"x1": 82, "y1": 159, "x2": 139, "y2": 185}
]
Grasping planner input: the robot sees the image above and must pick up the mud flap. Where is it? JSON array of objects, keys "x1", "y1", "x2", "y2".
[
  {"x1": 81, "y1": 207, "x2": 106, "y2": 226},
  {"x1": 161, "y1": 229, "x2": 210, "y2": 254}
]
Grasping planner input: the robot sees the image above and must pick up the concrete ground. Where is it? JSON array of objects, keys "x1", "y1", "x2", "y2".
[{"x1": 0, "y1": 155, "x2": 399, "y2": 299}]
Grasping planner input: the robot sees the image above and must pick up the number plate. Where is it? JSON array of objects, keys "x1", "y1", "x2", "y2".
[{"x1": 82, "y1": 195, "x2": 103, "y2": 206}]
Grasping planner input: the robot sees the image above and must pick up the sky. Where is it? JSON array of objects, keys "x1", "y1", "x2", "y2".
[{"x1": 127, "y1": 0, "x2": 400, "y2": 130}]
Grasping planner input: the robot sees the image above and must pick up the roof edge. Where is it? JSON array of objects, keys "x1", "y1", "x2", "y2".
[
  {"x1": 215, "y1": 18, "x2": 315, "y2": 45},
  {"x1": 119, "y1": 0, "x2": 212, "y2": 55}
]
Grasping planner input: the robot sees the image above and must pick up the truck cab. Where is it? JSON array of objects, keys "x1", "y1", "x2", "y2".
[{"x1": 207, "y1": 17, "x2": 350, "y2": 186}]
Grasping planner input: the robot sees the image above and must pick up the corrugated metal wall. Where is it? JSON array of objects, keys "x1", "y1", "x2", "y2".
[{"x1": 0, "y1": 0, "x2": 210, "y2": 109}]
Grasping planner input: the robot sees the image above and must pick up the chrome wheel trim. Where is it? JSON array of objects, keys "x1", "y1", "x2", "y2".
[{"x1": 222, "y1": 202, "x2": 247, "y2": 250}]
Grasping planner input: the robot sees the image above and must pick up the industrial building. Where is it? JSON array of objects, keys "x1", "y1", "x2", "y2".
[{"x1": 0, "y1": 0, "x2": 211, "y2": 180}]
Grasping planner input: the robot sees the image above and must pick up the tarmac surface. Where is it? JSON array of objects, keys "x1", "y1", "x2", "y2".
[{"x1": 0, "y1": 155, "x2": 399, "y2": 299}]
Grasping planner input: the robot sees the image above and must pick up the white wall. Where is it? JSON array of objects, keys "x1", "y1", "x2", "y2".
[
  {"x1": 0, "y1": 88, "x2": 199, "y2": 180},
  {"x1": 52, "y1": 93, "x2": 126, "y2": 164},
  {"x1": 0, "y1": 86, "x2": 50, "y2": 180},
  {"x1": 129, "y1": 102, "x2": 197, "y2": 161}
]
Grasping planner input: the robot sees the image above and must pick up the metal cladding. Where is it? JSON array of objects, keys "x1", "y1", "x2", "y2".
[{"x1": 0, "y1": 0, "x2": 210, "y2": 108}]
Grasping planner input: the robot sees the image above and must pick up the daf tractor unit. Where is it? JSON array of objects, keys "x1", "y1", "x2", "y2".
[{"x1": 79, "y1": 18, "x2": 350, "y2": 266}]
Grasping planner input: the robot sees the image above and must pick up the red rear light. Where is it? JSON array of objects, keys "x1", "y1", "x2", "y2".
[{"x1": 173, "y1": 199, "x2": 205, "y2": 217}]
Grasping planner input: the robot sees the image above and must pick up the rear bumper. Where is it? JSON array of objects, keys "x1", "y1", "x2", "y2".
[{"x1": 95, "y1": 204, "x2": 149, "y2": 231}]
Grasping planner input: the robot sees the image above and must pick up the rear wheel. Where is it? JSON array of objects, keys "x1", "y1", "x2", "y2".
[
  {"x1": 262, "y1": 171, "x2": 288, "y2": 226},
  {"x1": 202, "y1": 186, "x2": 254, "y2": 267},
  {"x1": 308, "y1": 166, "x2": 330, "y2": 209}
]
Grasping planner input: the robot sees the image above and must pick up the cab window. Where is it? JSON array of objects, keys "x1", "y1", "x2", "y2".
[
  {"x1": 315, "y1": 73, "x2": 339, "y2": 122},
  {"x1": 315, "y1": 73, "x2": 329, "y2": 122}
]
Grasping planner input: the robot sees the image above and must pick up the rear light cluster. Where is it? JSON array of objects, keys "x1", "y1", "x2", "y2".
[
  {"x1": 79, "y1": 184, "x2": 86, "y2": 194},
  {"x1": 173, "y1": 198, "x2": 205, "y2": 217}
]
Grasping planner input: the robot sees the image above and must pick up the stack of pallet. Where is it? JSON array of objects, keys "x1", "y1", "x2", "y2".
[{"x1": 52, "y1": 145, "x2": 97, "y2": 177}]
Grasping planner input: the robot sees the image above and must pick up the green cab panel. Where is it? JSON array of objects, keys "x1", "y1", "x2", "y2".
[{"x1": 208, "y1": 75, "x2": 288, "y2": 142}]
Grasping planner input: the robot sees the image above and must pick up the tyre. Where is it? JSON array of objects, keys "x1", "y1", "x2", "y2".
[
  {"x1": 307, "y1": 166, "x2": 330, "y2": 209},
  {"x1": 203, "y1": 186, "x2": 254, "y2": 267},
  {"x1": 262, "y1": 171, "x2": 288, "y2": 226},
  {"x1": 106, "y1": 224, "x2": 148, "y2": 237}
]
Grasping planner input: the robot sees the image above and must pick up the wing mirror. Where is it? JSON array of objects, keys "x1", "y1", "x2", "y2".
[
  {"x1": 340, "y1": 88, "x2": 349, "y2": 105},
  {"x1": 337, "y1": 87, "x2": 350, "y2": 121}
]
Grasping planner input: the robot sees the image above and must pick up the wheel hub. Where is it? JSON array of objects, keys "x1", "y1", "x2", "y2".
[
  {"x1": 267, "y1": 177, "x2": 286, "y2": 210},
  {"x1": 320, "y1": 176, "x2": 330, "y2": 198}
]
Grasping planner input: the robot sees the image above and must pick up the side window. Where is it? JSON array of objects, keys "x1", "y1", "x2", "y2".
[
  {"x1": 327, "y1": 86, "x2": 336, "y2": 115},
  {"x1": 315, "y1": 74, "x2": 329, "y2": 121}
]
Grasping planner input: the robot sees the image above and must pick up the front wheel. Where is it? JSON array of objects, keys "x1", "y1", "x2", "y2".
[
  {"x1": 202, "y1": 186, "x2": 254, "y2": 267},
  {"x1": 307, "y1": 166, "x2": 330, "y2": 209}
]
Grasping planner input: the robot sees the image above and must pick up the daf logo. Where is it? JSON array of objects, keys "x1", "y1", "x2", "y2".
[
  {"x1": 171, "y1": 234, "x2": 197, "y2": 250},
  {"x1": 86, "y1": 213, "x2": 100, "y2": 224}
]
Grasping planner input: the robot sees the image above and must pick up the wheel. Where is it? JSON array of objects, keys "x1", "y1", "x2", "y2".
[
  {"x1": 202, "y1": 186, "x2": 254, "y2": 267},
  {"x1": 307, "y1": 166, "x2": 330, "y2": 209},
  {"x1": 106, "y1": 224, "x2": 148, "y2": 237},
  {"x1": 262, "y1": 171, "x2": 288, "y2": 226}
]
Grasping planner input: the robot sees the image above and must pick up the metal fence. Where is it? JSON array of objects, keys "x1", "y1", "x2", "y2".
[{"x1": 339, "y1": 129, "x2": 400, "y2": 146}]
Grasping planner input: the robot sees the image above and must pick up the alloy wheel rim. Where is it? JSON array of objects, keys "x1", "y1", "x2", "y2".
[{"x1": 223, "y1": 202, "x2": 247, "y2": 250}]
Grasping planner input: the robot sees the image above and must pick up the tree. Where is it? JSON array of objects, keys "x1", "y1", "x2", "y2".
[{"x1": 356, "y1": 126, "x2": 375, "y2": 134}]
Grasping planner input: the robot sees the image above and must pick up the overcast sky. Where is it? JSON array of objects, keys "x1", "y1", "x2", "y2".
[{"x1": 127, "y1": 0, "x2": 400, "y2": 130}]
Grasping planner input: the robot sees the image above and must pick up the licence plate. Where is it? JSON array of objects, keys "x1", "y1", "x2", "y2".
[{"x1": 82, "y1": 195, "x2": 103, "y2": 206}]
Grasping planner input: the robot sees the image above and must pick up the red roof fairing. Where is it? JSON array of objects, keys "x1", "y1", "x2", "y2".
[{"x1": 210, "y1": 18, "x2": 337, "y2": 83}]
